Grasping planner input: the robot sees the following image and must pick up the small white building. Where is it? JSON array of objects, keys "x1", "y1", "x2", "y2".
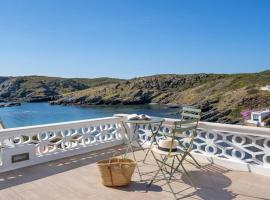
[
  {"x1": 246, "y1": 109, "x2": 270, "y2": 127},
  {"x1": 260, "y1": 85, "x2": 270, "y2": 91}
]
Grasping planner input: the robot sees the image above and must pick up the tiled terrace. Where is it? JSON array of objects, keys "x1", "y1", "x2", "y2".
[{"x1": 1, "y1": 145, "x2": 270, "y2": 200}]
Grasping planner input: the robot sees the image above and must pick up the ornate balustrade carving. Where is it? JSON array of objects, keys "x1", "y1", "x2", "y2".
[
  {"x1": 0, "y1": 117, "x2": 123, "y2": 172},
  {"x1": 135, "y1": 119, "x2": 270, "y2": 167}
]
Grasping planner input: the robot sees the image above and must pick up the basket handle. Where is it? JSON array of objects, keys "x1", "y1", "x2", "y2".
[
  {"x1": 108, "y1": 158, "x2": 114, "y2": 186},
  {"x1": 107, "y1": 157, "x2": 123, "y2": 186}
]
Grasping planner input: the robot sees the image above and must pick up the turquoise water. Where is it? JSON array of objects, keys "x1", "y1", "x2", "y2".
[{"x1": 0, "y1": 103, "x2": 179, "y2": 128}]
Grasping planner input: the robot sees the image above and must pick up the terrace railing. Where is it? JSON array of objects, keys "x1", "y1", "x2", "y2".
[
  {"x1": 0, "y1": 117, "x2": 124, "y2": 172},
  {"x1": 136, "y1": 118, "x2": 270, "y2": 176},
  {"x1": 0, "y1": 115, "x2": 270, "y2": 176}
]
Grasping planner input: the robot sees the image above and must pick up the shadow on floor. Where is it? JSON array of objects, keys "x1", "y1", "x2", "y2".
[
  {"x1": 0, "y1": 145, "x2": 127, "y2": 190},
  {"x1": 179, "y1": 164, "x2": 235, "y2": 200},
  {"x1": 116, "y1": 181, "x2": 162, "y2": 193}
]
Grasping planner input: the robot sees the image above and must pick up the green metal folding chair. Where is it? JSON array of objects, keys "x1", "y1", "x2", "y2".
[
  {"x1": 176, "y1": 106, "x2": 201, "y2": 169},
  {"x1": 146, "y1": 106, "x2": 201, "y2": 199}
]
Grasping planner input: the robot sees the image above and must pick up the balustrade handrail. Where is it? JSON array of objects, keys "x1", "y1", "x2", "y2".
[
  {"x1": 156, "y1": 117, "x2": 270, "y2": 137},
  {"x1": 0, "y1": 117, "x2": 121, "y2": 139},
  {"x1": 199, "y1": 121, "x2": 270, "y2": 137},
  {"x1": 1, "y1": 116, "x2": 270, "y2": 139},
  {"x1": 115, "y1": 114, "x2": 270, "y2": 136}
]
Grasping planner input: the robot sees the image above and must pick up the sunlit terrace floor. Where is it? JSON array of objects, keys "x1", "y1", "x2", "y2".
[{"x1": 0, "y1": 145, "x2": 270, "y2": 200}]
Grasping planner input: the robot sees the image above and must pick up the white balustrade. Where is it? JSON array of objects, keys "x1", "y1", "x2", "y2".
[
  {"x1": 0, "y1": 115, "x2": 270, "y2": 176},
  {"x1": 135, "y1": 118, "x2": 270, "y2": 176},
  {"x1": 0, "y1": 117, "x2": 124, "y2": 172}
]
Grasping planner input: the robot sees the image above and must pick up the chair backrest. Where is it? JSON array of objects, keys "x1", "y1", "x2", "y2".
[
  {"x1": 167, "y1": 107, "x2": 201, "y2": 153},
  {"x1": 180, "y1": 106, "x2": 201, "y2": 122},
  {"x1": 157, "y1": 106, "x2": 201, "y2": 156},
  {"x1": 172, "y1": 106, "x2": 201, "y2": 138}
]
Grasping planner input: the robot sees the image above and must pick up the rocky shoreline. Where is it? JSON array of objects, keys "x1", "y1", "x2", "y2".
[
  {"x1": 0, "y1": 94, "x2": 236, "y2": 124},
  {"x1": 49, "y1": 97, "x2": 238, "y2": 124},
  {"x1": 0, "y1": 102, "x2": 21, "y2": 108}
]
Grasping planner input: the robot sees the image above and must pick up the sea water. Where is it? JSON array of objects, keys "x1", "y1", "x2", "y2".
[{"x1": 0, "y1": 103, "x2": 179, "y2": 128}]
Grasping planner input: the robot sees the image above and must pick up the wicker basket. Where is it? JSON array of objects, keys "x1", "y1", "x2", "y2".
[{"x1": 97, "y1": 157, "x2": 136, "y2": 187}]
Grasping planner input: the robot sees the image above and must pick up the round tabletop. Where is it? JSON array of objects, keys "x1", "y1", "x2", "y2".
[{"x1": 122, "y1": 117, "x2": 164, "y2": 124}]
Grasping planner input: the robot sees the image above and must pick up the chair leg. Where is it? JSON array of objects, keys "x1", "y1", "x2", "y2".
[
  {"x1": 176, "y1": 156, "x2": 195, "y2": 187},
  {"x1": 161, "y1": 171, "x2": 177, "y2": 199},
  {"x1": 148, "y1": 152, "x2": 177, "y2": 199},
  {"x1": 169, "y1": 153, "x2": 195, "y2": 187},
  {"x1": 167, "y1": 157, "x2": 180, "y2": 181},
  {"x1": 180, "y1": 152, "x2": 201, "y2": 169},
  {"x1": 152, "y1": 155, "x2": 183, "y2": 176},
  {"x1": 147, "y1": 153, "x2": 195, "y2": 199},
  {"x1": 159, "y1": 159, "x2": 183, "y2": 175},
  {"x1": 180, "y1": 162, "x2": 194, "y2": 187},
  {"x1": 156, "y1": 156, "x2": 177, "y2": 199},
  {"x1": 146, "y1": 151, "x2": 168, "y2": 189},
  {"x1": 160, "y1": 155, "x2": 170, "y2": 174},
  {"x1": 171, "y1": 152, "x2": 187, "y2": 176},
  {"x1": 142, "y1": 135, "x2": 155, "y2": 163},
  {"x1": 170, "y1": 156, "x2": 176, "y2": 176},
  {"x1": 188, "y1": 153, "x2": 201, "y2": 168}
]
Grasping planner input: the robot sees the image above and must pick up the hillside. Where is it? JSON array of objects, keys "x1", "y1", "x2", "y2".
[
  {"x1": 0, "y1": 76, "x2": 122, "y2": 102},
  {"x1": 51, "y1": 71, "x2": 270, "y2": 123},
  {"x1": 1, "y1": 72, "x2": 270, "y2": 123}
]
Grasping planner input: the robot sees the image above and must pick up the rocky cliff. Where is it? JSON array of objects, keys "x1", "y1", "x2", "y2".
[{"x1": 0, "y1": 76, "x2": 122, "y2": 102}]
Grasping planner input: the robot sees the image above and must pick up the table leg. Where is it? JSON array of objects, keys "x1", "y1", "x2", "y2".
[
  {"x1": 143, "y1": 121, "x2": 163, "y2": 163},
  {"x1": 122, "y1": 121, "x2": 142, "y2": 181}
]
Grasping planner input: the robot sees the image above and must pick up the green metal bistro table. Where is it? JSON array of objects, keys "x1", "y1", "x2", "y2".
[{"x1": 121, "y1": 117, "x2": 164, "y2": 180}]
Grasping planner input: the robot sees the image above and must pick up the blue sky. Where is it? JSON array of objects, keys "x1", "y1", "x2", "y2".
[{"x1": 0, "y1": 0, "x2": 269, "y2": 78}]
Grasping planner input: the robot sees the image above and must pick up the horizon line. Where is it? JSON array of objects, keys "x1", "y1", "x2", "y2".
[{"x1": 1, "y1": 69, "x2": 269, "y2": 80}]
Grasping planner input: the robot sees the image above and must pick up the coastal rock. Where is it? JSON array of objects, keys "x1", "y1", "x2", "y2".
[
  {"x1": 122, "y1": 90, "x2": 154, "y2": 105},
  {"x1": 86, "y1": 96, "x2": 103, "y2": 105},
  {"x1": 25, "y1": 96, "x2": 60, "y2": 103},
  {"x1": 201, "y1": 110, "x2": 219, "y2": 121},
  {"x1": 0, "y1": 78, "x2": 23, "y2": 98},
  {"x1": 0, "y1": 102, "x2": 21, "y2": 108},
  {"x1": 201, "y1": 109, "x2": 232, "y2": 123}
]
